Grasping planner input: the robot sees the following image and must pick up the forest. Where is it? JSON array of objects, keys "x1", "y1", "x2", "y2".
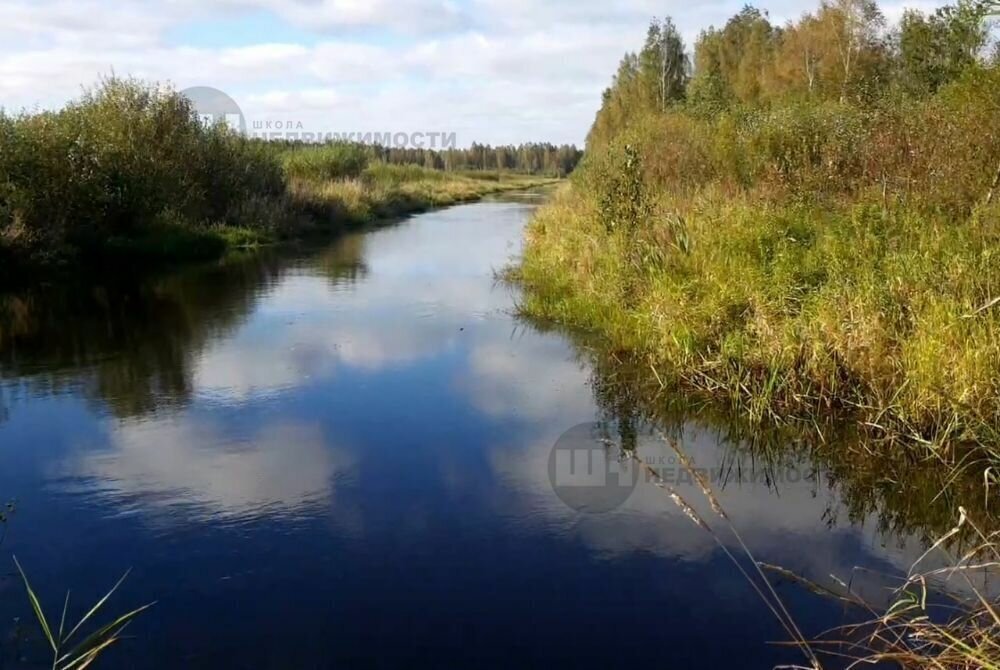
[
  {"x1": 379, "y1": 143, "x2": 582, "y2": 176},
  {"x1": 519, "y1": 0, "x2": 1000, "y2": 455}
]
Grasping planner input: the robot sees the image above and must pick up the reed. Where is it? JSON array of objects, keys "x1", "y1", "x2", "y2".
[
  {"x1": 13, "y1": 558, "x2": 153, "y2": 670},
  {"x1": 627, "y1": 429, "x2": 1000, "y2": 669}
]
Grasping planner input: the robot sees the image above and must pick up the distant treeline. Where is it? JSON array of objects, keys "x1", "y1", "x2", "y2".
[
  {"x1": 271, "y1": 141, "x2": 583, "y2": 178},
  {"x1": 376, "y1": 143, "x2": 583, "y2": 177}
]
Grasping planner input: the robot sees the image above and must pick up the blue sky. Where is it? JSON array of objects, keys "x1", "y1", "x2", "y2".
[{"x1": 0, "y1": 0, "x2": 944, "y2": 146}]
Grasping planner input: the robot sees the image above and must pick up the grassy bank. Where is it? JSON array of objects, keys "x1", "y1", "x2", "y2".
[
  {"x1": 287, "y1": 163, "x2": 556, "y2": 228},
  {"x1": 0, "y1": 78, "x2": 558, "y2": 282},
  {"x1": 519, "y1": 175, "x2": 1000, "y2": 452},
  {"x1": 515, "y1": 2, "x2": 1000, "y2": 467}
]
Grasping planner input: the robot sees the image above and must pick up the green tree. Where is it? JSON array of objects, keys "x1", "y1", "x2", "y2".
[
  {"x1": 588, "y1": 53, "x2": 641, "y2": 147},
  {"x1": 897, "y1": 0, "x2": 989, "y2": 95},
  {"x1": 688, "y1": 28, "x2": 733, "y2": 113},
  {"x1": 690, "y1": 7, "x2": 778, "y2": 105},
  {"x1": 639, "y1": 18, "x2": 690, "y2": 111},
  {"x1": 768, "y1": 0, "x2": 886, "y2": 101}
]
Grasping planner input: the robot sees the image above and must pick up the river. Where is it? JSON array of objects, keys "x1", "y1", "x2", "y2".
[{"x1": 0, "y1": 195, "x2": 967, "y2": 668}]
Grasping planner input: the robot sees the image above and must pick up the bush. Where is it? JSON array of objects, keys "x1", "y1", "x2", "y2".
[
  {"x1": 590, "y1": 143, "x2": 650, "y2": 234},
  {"x1": 280, "y1": 142, "x2": 370, "y2": 181},
  {"x1": 363, "y1": 163, "x2": 448, "y2": 187},
  {"x1": 0, "y1": 78, "x2": 287, "y2": 261}
]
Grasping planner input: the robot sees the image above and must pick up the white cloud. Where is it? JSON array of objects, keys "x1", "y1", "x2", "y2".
[
  {"x1": 242, "y1": 0, "x2": 469, "y2": 34},
  {"x1": 0, "y1": 0, "x2": 175, "y2": 49},
  {"x1": 67, "y1": 419, "x2": 355, "y2": 522},
  {"x1": 218, "y1": 43, "x2": 310, "y2": 69},
  {"x1": 484, "y1": 417, "x2": 979, "y2": 605},
  {"x1": 0, "y1": 0, "x2": 956, "y2": 145},
  {"x1": 309, "y1": 42, "x2": 400, "y2": 82},
  {"x1": 463, "y1": 335, "x2": 594, "y2": 422}
]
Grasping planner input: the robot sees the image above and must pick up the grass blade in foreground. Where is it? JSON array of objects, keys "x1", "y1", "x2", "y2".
[
  {"x1": 634, "y1": 433, "x2": 1000, "y2": 669},
  {"x1": 13, "y1": 556, "x2": 154, "y2": 670}
]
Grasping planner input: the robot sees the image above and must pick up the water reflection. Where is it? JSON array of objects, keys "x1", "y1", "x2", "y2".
[
  {"x1": 573, "y1": 340, "x2": 998, "y2": 547},
  {"x1": 0, "y1": 197, "x2": 989, "y2": 668},
  {"x1": 0, "y1": 242, "x2": 369, "y2": 421},
  {"x1": 64, "y1": 419, "x2": 352, "y2": 524},
  {"x1": 487, "y1": 418, "x2": 942, "y2": 607},
  {"x1": 0, "y1": 255, "x2": 283, "y2": 418},
  {"x1": 521, "y1": 336, "x2": 997, "y2": 604}
]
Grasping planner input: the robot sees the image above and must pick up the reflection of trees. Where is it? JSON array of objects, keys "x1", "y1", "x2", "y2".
[
  {"x1": 0, "y1": 234, "x2": 368, "y2": 421},
  {"x1": 591, "y1": 356, "x2": 643, "y2": 455},
  {"x1": 527, "y1": 320, "x2": 996, "y2": 547},
  {"x1": 0, "y1": 255, "x2": 280, "y2": 418},
  {"x1": 0, "y1": 385, "x2": 8, "y2": 424},
  {"x1": 313, "y1": 233, "x2": 369, "y2": 286}
]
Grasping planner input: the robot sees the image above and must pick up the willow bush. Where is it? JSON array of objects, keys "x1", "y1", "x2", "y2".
[{"x1": 0, "y1": 78, "x2": 288, "y2": 266}]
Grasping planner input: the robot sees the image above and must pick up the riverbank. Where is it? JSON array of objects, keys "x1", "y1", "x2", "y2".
[
  {"x1": 4, "y1": 195, "x2": 929, "y2": 670},
  {"x1": 514, "y1": 149, "x2": 1000, "y2": 670},
  {"x1": 514, "y1": 4, "x2": 1000, "y2": 660},
  {"x1": 516, "y1": 180, "x2": 1000, "y2": 454},
  {"x1": 0, "y1": 171, "x2": 555, "y2": 286},
  {"x1": 288, "y1": 165, "x2": 558, "y2": 233},
  {"x1": 514, "y1": 0, "x2": 1000, "y2": 474},
  {"x1": 0, "y1": 78, "x2": 560, "y2": 284}
]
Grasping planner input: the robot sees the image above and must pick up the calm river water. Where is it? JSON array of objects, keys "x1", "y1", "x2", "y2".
[{"x1": 0, "y1": 195, "x2": 958, "y2": 668}]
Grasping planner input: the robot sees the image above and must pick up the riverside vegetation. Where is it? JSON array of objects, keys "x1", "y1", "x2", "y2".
[
  {"x1": 517, "y1": 0, "x2": 1000, "y2": 470},
  {"x1": 513, "y1": 0, "x2": 1000, "y2": 666},
  {"x1": 0, "y1": 79, "x2": 573, "y2": 282}
]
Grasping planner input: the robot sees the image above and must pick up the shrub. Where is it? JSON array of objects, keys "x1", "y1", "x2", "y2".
[
  {"x1": 0, "y1": 78, "x2": 287, "y2": 261},
  {"x1": 280, "y1": 142, "x2": 370, "y2": 181}
]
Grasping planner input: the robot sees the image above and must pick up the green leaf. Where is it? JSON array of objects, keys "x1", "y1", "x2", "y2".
[
  {"x1": 63, "y1": 569, "x2": 131, "y2": 644},
  {"x1": 58, "y1": 602, "x2": 155, "y2": 669},
  {"x1": 13, "y1": 556, "x2": 57, "y2": 653}
]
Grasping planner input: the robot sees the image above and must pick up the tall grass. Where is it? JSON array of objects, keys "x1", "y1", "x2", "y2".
[
  {"x1": 811, "y1": 510, "x2": 1000, "y2": 669},
  {"x1": 517, "y1": 67, "x2": 1000, "y2": 469},
  {"x1": 0, "y1": 512, "x2": 150, "y2": 668}
]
